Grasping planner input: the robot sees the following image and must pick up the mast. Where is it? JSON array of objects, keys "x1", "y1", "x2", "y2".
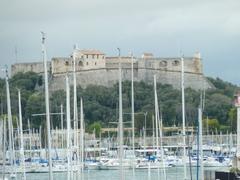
[
  {"x1": 143, "y1": 112, "x2": 147, "y2": 157},
  {"x1": 80, "y1": 98, "x2": 84, "y2": 180},
  {"x1": 28, "y1": 119, "x2": 31, "y2": 151},
  {"x1": 235, "y1": 93, "x2": 240, "y2": 168},
  {"x1": 4, "y1": 66, "x2": 15, "y2": 176},
  {"x1": 181, "y1": 56, "x2": 187, "y2": 180},
  {"x1": 198, "y1": 107, "x2": 204, "y2": 180},
  {"x1": 153, "y1": 75, "x2": 159, "y2": 155},
  {"x1": 154, "y1": 75, "x2": 161, "y2": 179},
  {"x1": 73, "y1": 47, "x2": 78, "y2": 149},
  {"x1": 60, "y1": 104, "x2": 64, "y2": 148},
  {"x1": 41, "y1": 32, "x2": 53, "y2": 180},
  {"x1": 18, "y1": 89, "x2": 26, "y2": 180},
  {"x1": 66, "y1": 74, "x2": 71, "y2": 180},
  {"x1": 131, "y1": 53, "x2": 135, "y2": 178},
  {"x1": 39, "y1": 126, "x2": 42, "y2": 150},
  {"x1": 72, "y1": 46, "x2": 81, "y2": 179},
  {"x1": 152, "y1": 115, "x2": 155, "y2": 148},
  {"x1": 159, "y1": 113, "x2": 166, "y2": 180},
  {"x1": 118, "y1": 48, "x2": 124, "y2": 180},
  {"x1": 131, "y1": 53, "x2": 135, "y2": 154},
  {"x1": 2, "y1": 117, "x2": 6, "y2": 180}
]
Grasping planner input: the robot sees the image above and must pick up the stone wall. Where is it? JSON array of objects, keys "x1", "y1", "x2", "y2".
[
  {"x1": 11, "y1": 61, "x2": 51, "y2": 75},
  {"x1": 49, "y1": 66, "x2": 211, "y2": 91},
  {"x1": 11, "y1": 52, "x2": 212, "y2": 91}
]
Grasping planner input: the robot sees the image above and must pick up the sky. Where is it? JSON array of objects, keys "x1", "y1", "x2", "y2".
[{"x1": 0, "y1": 0, "x2": 240, "y2": 84}]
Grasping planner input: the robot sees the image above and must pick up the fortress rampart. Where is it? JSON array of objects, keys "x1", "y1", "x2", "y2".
[{"x1": 11, "y1": 50, "x2": 212, "y2": 90}]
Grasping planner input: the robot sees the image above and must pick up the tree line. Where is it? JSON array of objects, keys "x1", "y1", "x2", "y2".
[{"x1": 0, "y1": 72, "x2": 239, "y2": 135}]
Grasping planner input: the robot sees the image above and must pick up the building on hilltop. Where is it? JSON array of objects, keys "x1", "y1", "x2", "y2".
[
  {"x1": 52, "y1": 49, "x2": 106, "y2": 74},
  {"x1": 11, "y1": 50, "x2": 212, "y2": 90}
]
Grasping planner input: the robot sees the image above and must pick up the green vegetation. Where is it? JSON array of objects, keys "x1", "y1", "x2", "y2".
[
  {"x1": 0, "y1": 72, "x2": 239, "y2": 134},
  {"x1": 87, "y1": 122, "x2": 102, "y2": 137}
]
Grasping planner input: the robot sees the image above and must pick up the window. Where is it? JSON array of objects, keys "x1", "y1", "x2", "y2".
[
  {"x1": 172, "y1": 60, "x2": 180, "y2": 66},
  {"x1": 159, "y1": 61, "x2": 167, "y2": 67},
  {"x1": 65, "y1": 61, "x2": 69, "y2": 66},
  {"x1": 86, "y1": 62, "x2": 88, "y2": 65},
  {"x1": 95, "y1": 62, "x2": 97, "y2": 65},
  {"x1": 92, "y1": 55, "x2": 95, "y2": 59},
  {"x1": 97, "y1": 55, "x2": 99, "y2": 59},
  {"x1": 78, "y1": 61, "x2": 83, "y2": 66},
  {"x1": 86, "y1": 55, "x2": 88, "y2": 58}
]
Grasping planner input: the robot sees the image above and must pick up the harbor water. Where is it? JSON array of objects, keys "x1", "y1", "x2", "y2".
[{"x1": 2, "y1": 166, "x2": 227, "y2": 180}]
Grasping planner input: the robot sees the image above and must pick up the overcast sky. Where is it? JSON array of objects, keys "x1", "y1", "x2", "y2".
[{"x1": 0, "y1": 0, "x2": 240, "y2": 84}]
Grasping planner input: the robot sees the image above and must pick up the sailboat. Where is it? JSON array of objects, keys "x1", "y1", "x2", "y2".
[
  {"x1": 98, "y1": 51, "x2": 132, "y2": 172},
  {"x1": 136, "y1": 75, "x2": 168, "y2": 175}
]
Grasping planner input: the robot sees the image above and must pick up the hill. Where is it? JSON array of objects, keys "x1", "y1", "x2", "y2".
[{"x1": 0, "y1": 72, "x2": 239, "y2": 134}]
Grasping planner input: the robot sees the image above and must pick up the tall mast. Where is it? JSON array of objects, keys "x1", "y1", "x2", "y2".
[
  {"x1": 80, "y1": 98, "x2": 84, "y2": 180},
  {"x1": 39, "y1": 126, "x2": 42, "y2": 150},
  {"x1": 28, "y1": 119, "x2": 31, "y2": 151},
  {"x1": 152, "y1": 115, "x2": 155, "y2": 148},
  {"x1": 118, "y1": 48, "x2": 124, "y2": 180},
  {"x1": 4, "y1": 66, "x2": 15, "y2": 175},
  {"x1": 181, "y1": 56, "x2": 187, "y2": 180},
  {"x1": 73, "y1": 47, "x2": 78, "y2": 148},
  {"x1": 198, "y1": 107, "x2": 204, "y2": 180},
  {"x1": 18, "y1": 89, "x2": 26, "y2": 180},
  {"x1": 66, "y1": 74, "x2": 71, "y2": 180},
  {"x1": 2, "y1": 117, "x2": 6, "y2": 180},
  {"x1": 159, "y1": 113, "x2": 166, "y2": 180},
  {"x1": 154, "y1": 75, "x2": 159, "y2": 155},
  {"x1": 60, "y1": 104, "x2": 64, "y2": 148},
  {"x1": 41, "y1": 32, "x2": 53, "y2": 180},
  {"x1": 237, "y1": 106, "x2": 240, "y2": 158},
  {"x1": 72, "y1": 47, "x2": 80, "y2": 180},
  {"x1": 131, "y1": 53, "x2": 135, "y2": 154},
  {"x1": 235, "y1": 93, "x2": 240, "y2": 168},
  {"x1": 131, "y1": 53, "x2": 136, "y2": 179}
]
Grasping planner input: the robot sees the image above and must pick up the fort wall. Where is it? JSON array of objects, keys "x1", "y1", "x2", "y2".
[{"x1": 11, "y1": 51, "x2": 212, "y2": 91}]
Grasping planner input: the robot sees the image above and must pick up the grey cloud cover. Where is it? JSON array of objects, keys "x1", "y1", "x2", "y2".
[{"x1": 0, "y1": 0, "x2": 240, "y2": 84}]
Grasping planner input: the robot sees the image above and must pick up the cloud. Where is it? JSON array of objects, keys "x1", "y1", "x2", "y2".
[{"x1": 0, "y1": 0, "x2": 240, "y2": 84}]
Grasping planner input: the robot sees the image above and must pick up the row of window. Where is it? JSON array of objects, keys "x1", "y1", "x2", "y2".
[
  {"x1": 64, "y1": 60, "x2": 180, "y2": 67},
  {"x1": 159, "y1": 60, "x2": 180, "y2": 67},
  {"x1": 80, "y1": 54, "x2": 104, "y2": 59},
  {"x1": 65, "y1": 61, "x2": 97, "y2": 66}
]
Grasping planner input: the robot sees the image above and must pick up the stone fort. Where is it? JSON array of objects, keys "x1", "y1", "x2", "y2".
[{"x1": 11, "y1": 49, "x2": 212, "y2": 90}]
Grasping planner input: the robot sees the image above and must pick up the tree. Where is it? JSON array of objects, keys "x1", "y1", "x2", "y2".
[
  {"x1": 203, "y1": 118, "x2": 220, "y2": 132},
  {"x1": 228, "y1": 108, "x2": 237, "y2": 132},
  {"x1": 25, "y1": 92, "x2": 45, "y2": 128},
  {"x1": 88, "y1": 122, "x2": 102, "y2": 137}
]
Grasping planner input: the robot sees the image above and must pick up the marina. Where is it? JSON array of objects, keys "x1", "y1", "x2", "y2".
[
  {"x1": 0, "y1": 40, "x2": 238, "y2": 179},
  {"x1": 0, "y1": 1, "x2": 240, "y2": 179}
]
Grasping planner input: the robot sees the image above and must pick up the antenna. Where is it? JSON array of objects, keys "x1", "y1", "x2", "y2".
[
  {"x1": 41, "y1": 31, "x2": 46, "y2": 45},
  {"x1": 14, "y1": 46, "x2": 18, "y2": 63},
  {"x1": 74, "y1": 44, "x2": 78, "y2": 50},
  {"x1": 117, "y1": 48, "x2": 121, "y2": 57},
  {"x1": 2, "y1": 65, "x2": 9, "y2": 79}
]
